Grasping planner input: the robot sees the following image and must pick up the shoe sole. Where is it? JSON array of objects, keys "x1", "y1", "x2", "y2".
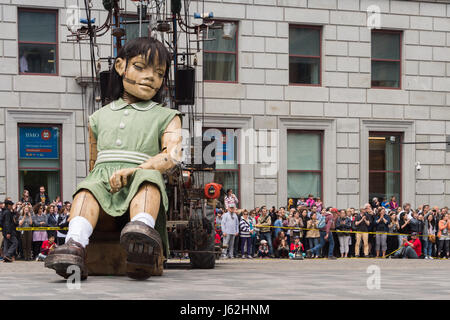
[
  {"x1": 120, "y1": 225, "x2": 162, "y2": 280},
  {"x1": 44, "y1": 254, "x2": 88, "y2": 280}
]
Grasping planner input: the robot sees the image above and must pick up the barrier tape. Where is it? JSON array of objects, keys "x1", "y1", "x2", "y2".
[
  {"x1": 0, "y1": 227, "x2": 68, "y2": 231},
  {"x1": 251, "y1": 224, "x2": 430, "y2": 237}
]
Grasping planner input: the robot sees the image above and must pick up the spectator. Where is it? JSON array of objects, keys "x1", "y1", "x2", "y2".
[
  {"x1": 399, "y1": 209, "x2": 411, "y2": 242},
  {"x1": 273, "y1": 212, "x2": 283, "y2": 238},
  {"x1": 393, "y1": 232, "x2": 421, "y2": 259},
  {"x1": 2, "y1": 200, "x2": 18, "y2": 263},
  {"x1": 34, "y1": 186, "x2": 50, "y2": 206},
  {"x1": 289, "y1": 236, "x2": 304, "y2": 260},
  {"x1": 409, "y1": 210, "x2": 423, "y2": 235},
  {"x1": 389, "y1": 196, "x2": 399, "y2": 210},
  {"x1": 288, "y1": 211, "x2": 302, "y2": 241},
  {"x1": 37, "y1": 235, "x2": 57, "y2": 261},
  {"x1": 388, "y1": 212, "x2": 401, "y2": 252},
  {"x1": 273, "y1": 230, "x2": 287, "y2": 254},
  {"x1": 57, "y1": 206, "x2": 69, "y2": 246},
  {"x1": 315, "y1": 198, "x2": 323, "y2": 213},
  {"x1": 215, "y1": 209, "x2": 223, "y2": 236},
  {"x1": 296, "y1": 198, "x2": 307, "y2": 207},
  {"x1": 257, "y1": 207, "x2": 274, "y2": 257},
  {"x1": 365, "y1": 204, "x2": 376, "y2": 257},
  {"x1": 277, "y1": 238, "x2": 290, "y2": 259},
  {"x1": 0, "y1": 200, "x2": 4, "y2": 260},
  {"x1": 224, "y1": 189, "x2": 239, "y2": 210},
  {"x1": 423, "y1": 210, "x2": 436, "y2": 260},
  {"x1": 336, "y1": 209, "x2": 352, "y2": 258},
  {"x1": 347, "y1": 208, "x2": 356, "y2": 257},
  {"x1": 354, "y1": 208, "x2": 370, "y2": 258},
  {"x1": 239, "y1": 210, "x2": 253, "y2": 259},
  {"x1": 18, "y1": 204, "x2": 33, "y2": 261},
  {"x1": 381, "y1": 198, "x2": 390, "y2": 209},
  {"x1": 20, "y1": 189, "x2": 33, "y2": 206},
  {"x1": 374, "y1": 207, "x2": 390, "y2": 258},
  {"x1": 32, "y1": 205, "x2": 48, "y2": 260},
  {"x1": 437, "y1": 213, "x2": 450, "y2": 259},
  {"x1": 257, "y1": 240, "x2": 269, "y2": 258},
  {"x1": 46, "y1": 204, "x2": 58, "y2": 239},
  {"x1": 249, "y1": 210, "x2": 257, "y2": 257},
  {"x1": 306, "y1": 213, "x2": 320, "y2": 258},
  {"x1": 54, "y1": 196, "x2": 63, "y2": 212},
  {"x1": 306, "y1": 194, "x2": 315, "y2": 208},
  {"x1": 306, "y1": 209, "x2": 336, "y2": 260}
]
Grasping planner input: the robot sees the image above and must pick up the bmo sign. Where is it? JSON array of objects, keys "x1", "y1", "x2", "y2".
[{"x1": 19, "y1": 126, "x2": 59, "y2": 159}]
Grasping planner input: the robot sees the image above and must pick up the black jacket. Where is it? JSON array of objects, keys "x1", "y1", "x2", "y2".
[{"x1": 2, "y1": 208, "x2": 16, "y2": 236}]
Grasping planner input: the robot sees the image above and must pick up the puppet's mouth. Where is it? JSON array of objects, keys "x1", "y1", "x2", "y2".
[{"x1": 139, "y1": 83, "x2": 154, "y2": 90}]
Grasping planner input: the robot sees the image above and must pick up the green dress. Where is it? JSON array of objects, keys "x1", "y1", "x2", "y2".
[{"x1": 75, "y1": 98, "x2": 181, "y2": 256}]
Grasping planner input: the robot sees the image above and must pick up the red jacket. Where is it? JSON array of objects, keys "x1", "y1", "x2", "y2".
[
  {"x1": 404, "y1": 238, "x2": 422, "y2": 257},
  {"x1": 290, "y1": 242, "x2": 304, "y2": 253},
  {"x1": 41, "y1": 240, "x2": 56, "y2": 255}
]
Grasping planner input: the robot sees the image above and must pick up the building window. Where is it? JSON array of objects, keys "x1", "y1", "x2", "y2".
[
  {"x1": 369, "y1": 133, "x2": 402, "y2": 205},
  {"x1": 18, "y1": 124, "x2": 62, "y2": 202},
  {"x1": 113, "y1": 15, "x2": 150, "y2": 56},
  {"x1": 203, "y1": 128, "x2": 239, "y2": 204},
  {"x1": 371, "y1": 30, "x2": 401, "y2": 88},
  {"x1": 203, "y1": 22, "x2": 238, "y2": 82},
  {"x1": 18, "y1": 8, "x2": 58, "y2": 75},
  {"x1": 289, "y1": 25, "x2": 321, "y2": 85},
  {"x1": 287, "y1": 131, "x2": 323, "y2": 202}
]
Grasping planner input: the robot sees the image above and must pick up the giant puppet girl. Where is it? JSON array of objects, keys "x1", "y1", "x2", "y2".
[{"x1": 45, "y1": 37, "x2": 182, "y2": 280}]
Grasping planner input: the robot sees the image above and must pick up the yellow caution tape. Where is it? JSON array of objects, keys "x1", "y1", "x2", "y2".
[
  {"x1": 251, "y1": 224, "x2": 429, "y2": 237},
  {"x1": 0, "y1": 227, "x2": 68, "y2": 231}
]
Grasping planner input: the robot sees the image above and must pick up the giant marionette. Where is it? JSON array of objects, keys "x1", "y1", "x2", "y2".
[{"x1": 45, "y1": 37, "x2": 182, "y2": 280}]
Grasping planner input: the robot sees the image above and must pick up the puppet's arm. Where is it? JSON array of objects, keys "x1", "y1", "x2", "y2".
[
  {"x1": 89, "y1": 126, "x2": 98, "y2": 172},
  {"x1": 109, "y1": 116, "x2": 182, "y2": 193}
]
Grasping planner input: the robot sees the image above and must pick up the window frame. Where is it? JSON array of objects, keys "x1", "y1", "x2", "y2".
[
  {"x1": 288, "y1": 24, "x2": 322, "y2": 87},
  {"x1": 371, "y1": 29, "x2": 402, "y2": 90},
  {"x1": 286, "y1": 129, "x2": 324, "y2": 200},
  {"x1": 368, "y1": 131, "x2": 403, "y2": 206},
  {"x1": 17, "y1": 7, "x2": 59, "y2": 76},
  {"x1": 17, "y1": 123, "x2": 63, "y2": 201},
  {"x1": 203, "y1": 20, "x2": 239, "y2": 84}
]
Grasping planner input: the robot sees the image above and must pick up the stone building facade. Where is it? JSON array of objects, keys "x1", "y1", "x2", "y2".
[{"x1": 0, "y1": 0, "x2": 449, "y2": 210}]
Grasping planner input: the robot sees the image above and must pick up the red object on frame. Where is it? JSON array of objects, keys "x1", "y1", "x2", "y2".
[{"x1": 204, "y1": 183, "x2": 222, "y2": 199}]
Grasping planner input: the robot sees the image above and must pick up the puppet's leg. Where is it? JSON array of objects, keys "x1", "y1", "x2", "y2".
[
  {"x1": 120, "y1": 182, "x2": 163, "y2": 280},
  {"x1": 45, "y1": 190, "x2": 100, "y2": 280}
]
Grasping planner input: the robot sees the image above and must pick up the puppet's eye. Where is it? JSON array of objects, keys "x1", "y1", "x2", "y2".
[{"x1": 134, "y1": 64, "x2": 144, "y2": 70}]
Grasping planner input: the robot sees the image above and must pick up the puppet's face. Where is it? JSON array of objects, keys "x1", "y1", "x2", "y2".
[{"x1": 115, "y1": 52, "x2": 166, "y2": 101}]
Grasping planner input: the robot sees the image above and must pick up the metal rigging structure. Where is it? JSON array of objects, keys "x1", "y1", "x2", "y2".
[{"x1": 66, "y1": 0, "x2": 236, "y2": 267}]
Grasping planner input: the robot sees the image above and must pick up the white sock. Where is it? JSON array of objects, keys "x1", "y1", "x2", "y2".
[
  {"x1": 65, "y1": 216, "x2": 93, "y2": 248},
  {"x1": 131, "y1": 212, "x2": 155, "y2": 229}
]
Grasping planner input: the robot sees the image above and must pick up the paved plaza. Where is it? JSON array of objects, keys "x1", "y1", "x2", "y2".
[{"x1": 1, "y1": 258, "x2": 450, "y2": 300}]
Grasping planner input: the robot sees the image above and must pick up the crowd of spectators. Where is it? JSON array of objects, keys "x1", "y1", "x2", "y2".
[
  {"x1": 2, "y1": 186, "x2": 449, "y2": 263},
  {"x1": 217, "y1": 192, "x2": 450, "y2": 261},
  {"x1": 0, "y1": 186, "x2": 70, "y2": 263}
]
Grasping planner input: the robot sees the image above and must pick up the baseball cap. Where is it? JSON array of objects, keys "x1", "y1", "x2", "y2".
[{"x1": 228, "y1": 203, "x2": 236, "y2": 208}]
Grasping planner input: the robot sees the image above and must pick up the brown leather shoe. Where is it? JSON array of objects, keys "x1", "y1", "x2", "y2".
[
  {"x1": 120, "y1": 221, "x2": 163, "y2": 280},
  {"x1": 45, "y1": 238, "x2": 88, "y2": 280}
]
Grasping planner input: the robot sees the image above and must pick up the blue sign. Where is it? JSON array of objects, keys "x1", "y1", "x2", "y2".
[{"x1": 19, "y1": 126, "x2": 59, "y2": 159}]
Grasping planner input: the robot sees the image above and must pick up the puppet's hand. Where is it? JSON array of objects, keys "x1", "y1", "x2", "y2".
[{"x1": 109, "y1": 168, "x2": 138, "y2": 193}]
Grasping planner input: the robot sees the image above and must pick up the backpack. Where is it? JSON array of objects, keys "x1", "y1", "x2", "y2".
[{"x1": 317, "y1": 215, "x2": 326, "y2": 229}]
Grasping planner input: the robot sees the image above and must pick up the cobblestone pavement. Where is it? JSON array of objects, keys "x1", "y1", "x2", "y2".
[{"x1": 1, "y1": 258, "x2": 449, "y2": 300}]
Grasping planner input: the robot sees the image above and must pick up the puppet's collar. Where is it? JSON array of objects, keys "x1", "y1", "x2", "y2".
[{"x1": 110, "y1": 98, "x2": 158, "y2": 111}]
